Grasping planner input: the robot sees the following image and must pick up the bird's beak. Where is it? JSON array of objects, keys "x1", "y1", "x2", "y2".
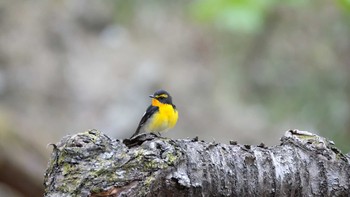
[{"x1": 149, "y1": 95, "x2": 155, "y2": 98}]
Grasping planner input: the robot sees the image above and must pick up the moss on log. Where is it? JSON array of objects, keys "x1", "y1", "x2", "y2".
[{"x1": 44, "y1": 129, "x2": 350, "y2": 197}]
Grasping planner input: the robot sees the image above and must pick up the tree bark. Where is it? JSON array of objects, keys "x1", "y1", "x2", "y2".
[{"x1": 44, "y1": 129, "x2": 350, "y2": 197}]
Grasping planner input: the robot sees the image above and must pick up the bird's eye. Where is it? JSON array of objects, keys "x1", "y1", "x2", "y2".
[{"x1": 155, "y1": 94, "x2": 168, "y2": 100}]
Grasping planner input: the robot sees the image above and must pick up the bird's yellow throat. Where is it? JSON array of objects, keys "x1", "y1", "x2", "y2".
[{"x1": 147, "y1": 98, "x2": 178, "y2": 132}]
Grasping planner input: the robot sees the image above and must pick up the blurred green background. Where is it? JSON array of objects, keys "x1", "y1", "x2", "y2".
[{"x1": 1, "y1": 0, "x2": 350, "y2": 196}]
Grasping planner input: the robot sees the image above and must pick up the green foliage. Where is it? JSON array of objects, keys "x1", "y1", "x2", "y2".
[
  {"x1": 191, "y1": 0, "x2": 273, "y2": 33},
  {"x1": 337, "y1": 0, "x2": 350, "y2": 12},
  {"x1": 190, "y1": 0, "x2": 313, "y2": 33}
]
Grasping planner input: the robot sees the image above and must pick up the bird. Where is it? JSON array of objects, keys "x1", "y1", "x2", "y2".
[{"x1": 131, "y1": 89, "x2": 178, "y2": 138}]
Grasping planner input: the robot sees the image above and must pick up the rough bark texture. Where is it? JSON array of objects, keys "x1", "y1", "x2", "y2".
[{"x1": 44, "y1": 129, "x2": 350, "y2": 197}]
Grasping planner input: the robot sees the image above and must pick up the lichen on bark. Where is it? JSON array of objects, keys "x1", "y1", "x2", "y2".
[{"x1": 44, "y1": 129, "x2": 350, "y2": 197}]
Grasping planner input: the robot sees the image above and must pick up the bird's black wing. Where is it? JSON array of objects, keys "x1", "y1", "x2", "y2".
[{"x1": 131, "y1": 105, "x2": 159, "y2": 138}]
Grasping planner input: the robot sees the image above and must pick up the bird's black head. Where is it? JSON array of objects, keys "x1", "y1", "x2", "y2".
[{"x1": 149, "y1": 89, "x2": 173, "y2": 104}]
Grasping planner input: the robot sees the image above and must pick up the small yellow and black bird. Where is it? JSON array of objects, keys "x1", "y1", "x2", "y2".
[{"x1": 131, "y1": 89, "x2": 178, "y2": 138}]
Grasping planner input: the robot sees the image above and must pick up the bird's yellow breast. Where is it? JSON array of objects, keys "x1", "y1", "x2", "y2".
[{"x1": 145, "y1": 103, "x2": 178, "y2": 133}]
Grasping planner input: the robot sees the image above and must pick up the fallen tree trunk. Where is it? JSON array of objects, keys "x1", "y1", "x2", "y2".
[{"x1": 44, "y1": 129, "x2": 350, "y2": 197}]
